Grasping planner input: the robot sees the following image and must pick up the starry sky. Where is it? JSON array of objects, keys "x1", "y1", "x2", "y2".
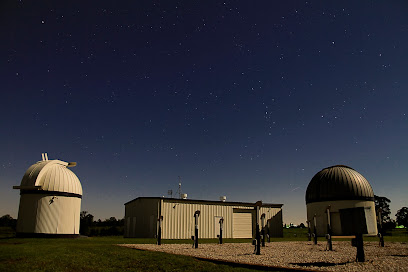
[{"x1": 1, "y1": 1, "x2": 407, "y2": 224}]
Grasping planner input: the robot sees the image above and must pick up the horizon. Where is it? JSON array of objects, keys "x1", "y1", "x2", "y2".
[{"x1": 3, "y1": 156, "x2": 404, "y2": 224}]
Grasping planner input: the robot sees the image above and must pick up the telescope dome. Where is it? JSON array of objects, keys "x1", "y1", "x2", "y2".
[
  {"x1": 18, "y1": 159, "x2": 82, "y2": 195},
  {"x1": 306, "y1": 165, "x2": 374, "y2": 204}
]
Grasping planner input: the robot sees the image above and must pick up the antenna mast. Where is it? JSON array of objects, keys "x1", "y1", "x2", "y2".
[{"x1": 176, "y1": 176, "x2": 182, "y2": 199}]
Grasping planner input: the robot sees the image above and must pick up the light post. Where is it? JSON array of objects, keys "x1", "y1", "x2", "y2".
[
  {"x1": 157, "y1": 215, "x2": 163, "y2": 245},
  {"x1": 254, "y1": 201, "x2": 262, "y2": 255},
  {"x1": 326, "y1": 206, "x2": 332, "y2": 250},
  {"x1": 313, "y1": 215, "x2": 317, "y2": 245},
  {"x1": 193, "y1": 210, "x2": 200, "y2": 248},
  {"x1": 261, "y1": 213, "x2": 266, "y2": 247},
  {"x1": 377, "y1": 208, "x2": 384, "y2": 247},
  {"x1": 219, "y1": 217, "x2": 224, "y2": 244}
]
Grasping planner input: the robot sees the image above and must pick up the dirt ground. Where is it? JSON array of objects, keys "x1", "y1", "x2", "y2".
[{"x1": 121, "y1": 241, "x2": 408, "y2": 271}]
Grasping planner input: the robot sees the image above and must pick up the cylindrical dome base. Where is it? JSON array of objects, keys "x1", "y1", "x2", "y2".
[
  {"x1": 306, "y1": 200, "x2": 377, "y2": 237},
  {"x1": 16, "y1": 193, "x2": 81, "y2": 235}
]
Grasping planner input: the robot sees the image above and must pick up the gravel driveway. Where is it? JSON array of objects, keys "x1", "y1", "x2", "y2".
[{"x1": 120, "y1": 241, "x2": 408, "y2": 271}]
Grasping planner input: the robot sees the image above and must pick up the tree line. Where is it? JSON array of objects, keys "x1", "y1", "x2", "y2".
[
  {"x1": 375, "y1": 195, "x2": 407, "y2": 232},
  {"x1": 0, "y1": 212, "x2": 125, "y2": 236},
  {"x1": 79, "y1": 211, "x2": 124, "y2": 236}
]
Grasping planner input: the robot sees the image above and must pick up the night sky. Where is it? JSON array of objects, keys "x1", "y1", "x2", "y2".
[{"x1": 1, "y1": 1, "x2": 407, "y2": 224}]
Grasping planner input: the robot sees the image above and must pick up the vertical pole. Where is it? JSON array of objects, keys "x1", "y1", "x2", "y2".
[
  {"x1": 307, "y1": 220, "x2": 311, "y2": 241},
  {"x1": 256, "y1": 206, "x2": 261, "y2": 255},
  {"x1": 157, "y1": 216, "x2": 163, "y2": 245},
  {"x1": 261, "y1": 214, "x2": 266, "y2": 247},
  {"x1": 195, "y1": 222, "x2": 198, "y2": 248},
  {"x1": 356, "y1": 233, "x2": 365, "y2": 262},
  {"x1": 219, "y1": 218, "x2": 223, "y2": 244},
  {"x1": 194, "y1": 211, "x2": 200, "y2": 249},
  {"x1": 326, "y1": 207, "x2": 332, "y2": 251},
  {"x1": 313, "y1": 215, "x2": 317, "y2": 245},
  {"x1": 378, "y1": 209, "x2": 384, "y2": 247}
]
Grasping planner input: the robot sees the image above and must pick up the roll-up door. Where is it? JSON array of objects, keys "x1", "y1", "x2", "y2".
[{"x1": 233, "y1": 211, "x2": 252, "y2": 238}]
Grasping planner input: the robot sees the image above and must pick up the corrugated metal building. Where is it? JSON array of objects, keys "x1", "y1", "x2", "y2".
[
  {"x1": 124, "y1": 197, "x2": 283, "y2": 239},
  {"x1": 13, "y1": 154, "x2": 82, "y2": 237}
]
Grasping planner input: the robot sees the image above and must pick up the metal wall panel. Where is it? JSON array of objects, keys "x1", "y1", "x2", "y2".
[
  {"x1": 124, "y1": 198, "x2": 158, "y2": 238},
  {"x1": 161, "y1": 201, "x2": 237, "y2": 239},
  {"x1": 126, "y1": 218, "x2": 131, "y2": 237},
  {"x1": 161, "y1": 200, "x2": 282, "y2": 239},
  {"x1": 259, "y1": 206, "x2": 283, "y2": 237},
  {"x1": 214, "y1": 216, "x2": 223, "y2": 237},
  {"x1": 124, "y1": 198, "x2": 283, "y2": 239}
]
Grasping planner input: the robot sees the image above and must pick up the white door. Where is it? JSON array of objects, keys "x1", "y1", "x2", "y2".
[{"x1": 233, "y1": 212, "x2": 252, "y2": 238}]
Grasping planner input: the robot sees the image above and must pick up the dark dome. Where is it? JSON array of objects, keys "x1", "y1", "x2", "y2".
[{"x1": 306, "y1": 165, "x2": 374, "y2": 204}]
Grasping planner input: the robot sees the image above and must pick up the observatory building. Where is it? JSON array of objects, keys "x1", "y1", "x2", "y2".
[
  {"x1": 13, "y1": 154, "x2": 82, "y2": 237},
  {"x1": 306, "y1": 165, "x2": 377, "y2": 237},
  {"x1": 124, "y1": 197, "x2": 283, "y2": 239}
]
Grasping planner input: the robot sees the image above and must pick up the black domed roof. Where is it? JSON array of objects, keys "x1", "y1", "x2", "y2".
[{"x1": 306, "y1": 165, "x2": 374, "y2": 204}]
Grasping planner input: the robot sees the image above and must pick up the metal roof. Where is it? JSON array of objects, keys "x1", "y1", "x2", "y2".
[
  {"x1": 14, "y1": 159, "x2": 82, "y2": 195},
  {"x1": 305, "y1": 165, "x2": 374, "y2": 204},
  {"x1": 125, "y1": 196, "x2": 283, "y2": 208}
]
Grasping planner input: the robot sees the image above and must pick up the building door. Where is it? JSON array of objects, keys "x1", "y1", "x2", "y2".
[{"x1": 233, "y1": 211, "x2": 253, "y2": 238}]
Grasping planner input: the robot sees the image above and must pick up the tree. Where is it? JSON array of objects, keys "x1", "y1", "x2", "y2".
[
  {"x1": 0, "y1": 214, "x2": 17, "y2": 229},
  {"x1": 107, "y1": 217, "x2": 118, "y2": 226},
  {"x1": 375, "y1": 195, "x2": 395, "y2": 232},
  {"x1": 396, "y1": 207, "x2": 408, "y2": 227},
  {"x1": 374, "y1": 195, "x2": 391, "y2": 223},
  {"x1": 80, "y1": 211, "x2": 94, "y2": 236}
]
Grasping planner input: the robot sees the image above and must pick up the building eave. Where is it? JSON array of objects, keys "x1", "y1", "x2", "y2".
[{"x1": 124, "y1": 196, "x2": 283, "y2": 208}]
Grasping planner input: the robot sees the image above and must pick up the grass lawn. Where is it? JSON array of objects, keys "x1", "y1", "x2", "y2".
[
  {"x1": 0, "y1": 228, "x2": 406, "y2": 271},
  {"x1": 0, "y1": 236, "x2": 262, "y2": 272}
]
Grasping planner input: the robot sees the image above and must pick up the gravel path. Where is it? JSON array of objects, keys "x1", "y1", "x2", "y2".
[{"x1": 120, "y1": 241, "x2": 408, "y2": 271}]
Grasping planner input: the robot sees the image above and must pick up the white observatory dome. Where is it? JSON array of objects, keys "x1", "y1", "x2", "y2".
[
  {"x1": 14, "y1": 154, "x2": 83, "y2": 237},
  {"x1": 18, "y1": 160, "x2": 82, "y2": 195}
]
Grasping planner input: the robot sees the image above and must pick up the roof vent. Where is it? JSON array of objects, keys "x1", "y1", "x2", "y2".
[
  {"x1": 181, "y1": 193, "x2": 187, "y2": 199},
  {"x1": 220, "y1": 196, "x2": 227, "y2": 202}
]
